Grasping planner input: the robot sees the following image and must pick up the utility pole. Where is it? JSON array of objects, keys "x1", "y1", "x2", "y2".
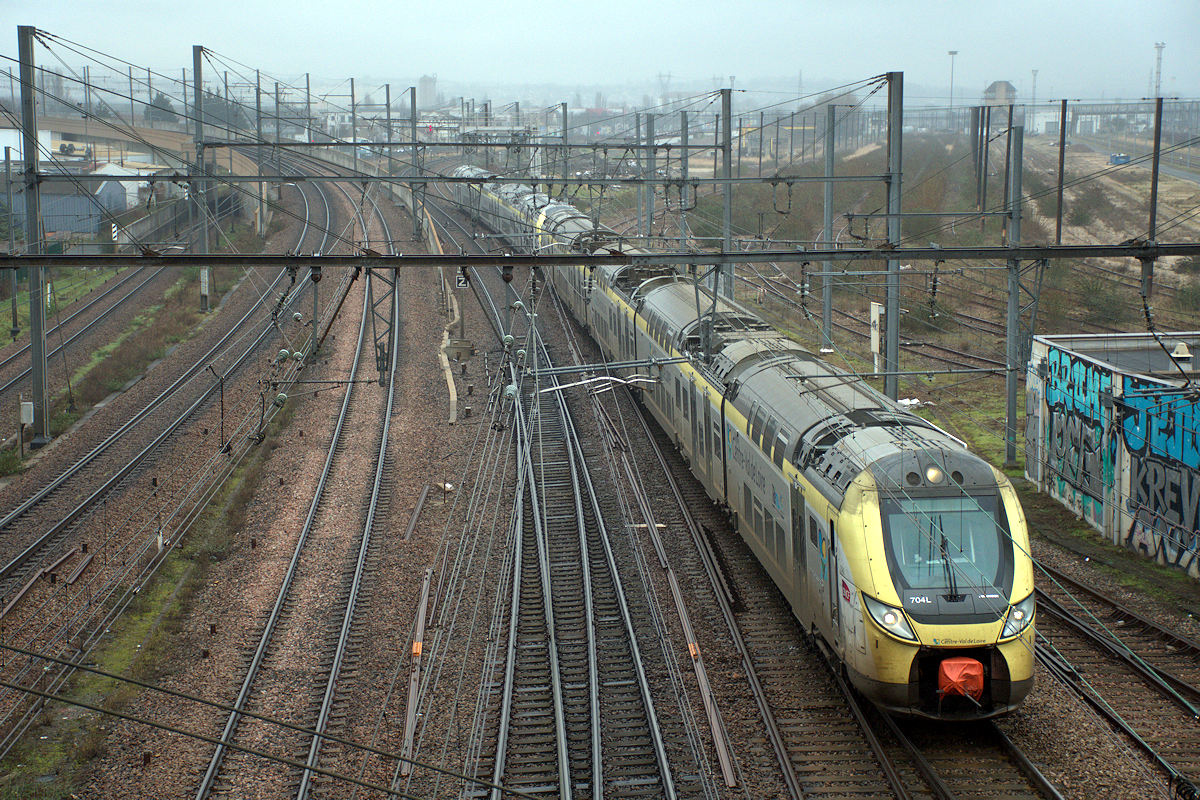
[
  {"x1": 1030, "y1": 69, "x2": 1038, "y2": 134},
  {"x1": 410, "y1": 86, "x2": 420, "y2": 241},
  {"x1": 128, "y1": 66, "x2": 136, "y2": 127},
  {"x1": 1154, "y1": 42, "x2": 1165, "y2": 98},
  {"x1": 758, "y1": 110, "x2": 764, "y2": 176},
  {"x1": 5, "y1": 146, "x2": 15, "y2": 339},
  {"x1": 350, "y1": 77, "x2": 357, "y2": 174},
  {"x1": 305, "y1": 73, "x2": 312, "y2": 143},
  {"x1": 561, "y1": 102, "x2": 568, "y2": 195},
  {"x1": 634, "y1": 112, "x2": 643, "y2": 238},
  {"x1": 720, "y1": 87, "x2": 733, "y2": 297},
  {"x1": 822, "y1": 103, "x2": 836, "y2": 351},
  {"x1": 193, "y1": 46, "x2": 210, "y2": 311},
  {"x1": 274, "y1": 82, "x2": 281, "y2": 171},
  {"x1": 883, "y1": 71, "x2": 903, "y2": 401},
  {"x1": 646, "y1": 113, "x2": 655, "y2": 242},
  {"x1": 385, "y1": 83, "x2": 392, "y2": 176},
  {"x1": 1005, "y1": 125, "x2": 1024, "y2": 467},
  {"x1": 255, "y1": 70, "x2": 264, "y2": 238},
  {"x1": 948, "y1": 50, "x2": 958, "y2": 119},
  {"x1": 1055, "y1": 99, "x2": 1067, "y2": 244},
  {"x1": 18, "y1": 26, "x2": 48, "y2": 447},
  {"x1": 680, "y1": 109, "x2": 689, "y2": 244}
]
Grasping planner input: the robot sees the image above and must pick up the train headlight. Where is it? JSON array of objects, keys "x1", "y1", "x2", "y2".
[
  {"x1": 1001, "y1": 593, "x2": 1035, "y2": 639},
  {"x1": 863, "y1": 594, "x2": 917, "y2": 642}
]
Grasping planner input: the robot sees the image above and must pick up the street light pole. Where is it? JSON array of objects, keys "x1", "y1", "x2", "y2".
[{"x1": 948, "y1": 50, "x2": 959, "y2": 127}]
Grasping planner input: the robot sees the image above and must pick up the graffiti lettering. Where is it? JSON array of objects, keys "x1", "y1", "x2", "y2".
[
  {"x1": 1044, "y1": 347, "x2": 1112, "y2": 423},
  {"x1": 1120, "y1": 377, "x2": 1200, "y2": 469},
  {"x1": 1042, "y1": 347, "x2": 1114, "y2": 524}
]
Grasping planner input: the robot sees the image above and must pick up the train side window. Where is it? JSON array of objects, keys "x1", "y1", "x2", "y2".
[
  {"x1": 675, "y1": 378, "x2": 682, "y2": 413},
  {"x1": 743, "y1": 484, "x2": 753, "y2": 521},
  {"x1": 775, "y1": 519, "x2": 785, "y2": 560},
  {"x1": 773, "y1": 428, "x2": 790, "y2": 468},
  {"x1": 808, "y1": 514, "x2": 818, "y2": 546},
  {"x1": 748, "y1": 405, "x2": 762, "y2": 444},
  {"x1": 753, "y1": 500, "x2": 764, "y2": 542},
  {"x1": 762, "y1": 416, "x2": 778, "y2": 453}
]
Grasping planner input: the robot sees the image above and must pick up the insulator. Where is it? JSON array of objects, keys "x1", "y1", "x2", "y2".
[
  {"x1": 277, "y1": 349, "x2": 290, "y2": 362},
  {"x1": 273, "y1": 393, "x2": 288, "y2": 407},
  {"x1": 502, "y1": 265, "x2": 514, "y2": 283},
  {"x1": 293, "y1": 312, "x2": 303, "y2": 322}
]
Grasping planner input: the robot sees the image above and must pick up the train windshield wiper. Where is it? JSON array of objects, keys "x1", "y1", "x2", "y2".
[{"x1": 934, "y1": 516, "x2": 961, "y2": 600}]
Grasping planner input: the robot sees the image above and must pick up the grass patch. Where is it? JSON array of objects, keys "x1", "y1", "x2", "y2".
[
  {"x1": 0, "y1": 268, "x2": 126, "y2": 336},
  {"x1": 0, "y1": 259, "x2": 244, "y2": 474},
  {"x1": 0, "y1": 387, "x2": 298, "y2": 798}
]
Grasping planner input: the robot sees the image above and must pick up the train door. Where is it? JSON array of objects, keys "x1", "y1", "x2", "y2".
[
  {"x1": 691, "y1": 381, "x2": 705, "y2": 479},
  {"x1": 827, "y1": 524, "x2": 840, "y2": 652},
  {"x1": 807, "y1": 512, "x2": 834, "y2": 642},
  {"x1": 790, "y1": 486, "x2": 807, "y2": 625}
]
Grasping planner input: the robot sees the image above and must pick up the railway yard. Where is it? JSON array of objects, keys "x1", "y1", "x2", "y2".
[{"x1": 2, "y1": 24, "x2": 1200, "y2": 800}]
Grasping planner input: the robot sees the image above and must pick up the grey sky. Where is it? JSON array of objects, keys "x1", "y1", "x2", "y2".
[{"x1": 4, "y1": 0, "x2": 1197, "y2": 104}]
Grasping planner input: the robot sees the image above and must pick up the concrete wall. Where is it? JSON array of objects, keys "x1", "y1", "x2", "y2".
[{"x1": 1027, "y1": 341, "x2": 1200, "y2": 579}]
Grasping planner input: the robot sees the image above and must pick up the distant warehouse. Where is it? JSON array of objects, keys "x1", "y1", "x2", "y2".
[
  {"x1": 1025, "y1": 332, "x2": 1200, "y2": 579},
  {"x1": 7, "y1": 174, "x2": 127, "y2": 238}
]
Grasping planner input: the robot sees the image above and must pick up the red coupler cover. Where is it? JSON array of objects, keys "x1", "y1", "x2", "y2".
[{"x1": 938, "y1": 656, "x2": 984, "y2": 699}]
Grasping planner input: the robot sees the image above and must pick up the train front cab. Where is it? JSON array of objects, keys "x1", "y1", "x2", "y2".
[{"x1": 834, "y1": 470, "x2": 1035, "y2": 720}]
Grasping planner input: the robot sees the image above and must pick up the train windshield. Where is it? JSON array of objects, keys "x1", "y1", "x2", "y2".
[{"x1": 881, "y1": 495, "x2": 1013, "y2": 596}]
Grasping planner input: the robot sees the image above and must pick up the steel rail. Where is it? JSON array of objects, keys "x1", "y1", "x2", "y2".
[
  {"x1": 296, "y1": 168, "x2": 399, "y2": 800},
  {"x1": 194, "y1": 284, "x2": 371, "y2": 799},
  {"x1": 1035, "y1": 646, "x2": 1200, "y2": 798},
  {"x1": 625, "y1": 389, "x2": 804, "y2": 799},
  {"x1": 0, "y1": 165, "x2": 331, "y2": 760},
  {"x1": 0, "y1": 266, "x2": 149, "y2": 377},
  {"x1": 1036, "y1": 589, "x2": 1200, "y2": 716}
]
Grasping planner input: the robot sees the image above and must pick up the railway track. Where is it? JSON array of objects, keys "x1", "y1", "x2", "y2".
[
  {"x1": 0, "y1": 173, "x2": 333, "y2": 761},
  {"x1": 425, "y1": 201, "x2": 692, "y2": 797},
  {"x1": 194, "y1": 174, "x2": 394, "y2": 798},
  {"x1": 1035, "y1": 563, "x2": 1200, "y2": 795}
]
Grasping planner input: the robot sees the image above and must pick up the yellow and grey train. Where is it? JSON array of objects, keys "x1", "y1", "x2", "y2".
[{"x1": 452, "y1": 165, "x2": 1035, "y2": 719}]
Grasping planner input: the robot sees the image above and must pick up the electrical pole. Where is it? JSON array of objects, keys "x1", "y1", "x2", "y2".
[
  {"x1": 1154, "y1": 42, "x2": 1165, "y2": 98},
  {"x1": 646, "y1": 113, "x2": 655, "y2": 242},
  {"x1": 350, "y1": 77, "x2": 357, "y2": 174},
  {"x1": 634, "y1": 112, "x2": 643, "y2": 238},
  {"x1": 948, "y1": 50, "x2": 958, "y2": 119},
  {"x1": 1005, "y1": 125, "x2": 1024, "y2": 467},
  {"x1": 884, "y1": 71, "x2": 903, "y2": 401},
  {"x1": 305, "y1": 73, "x2": 312, "y2": 143},
  {"x1": 255, "y1": 69, "x2": 264, "y2": 238},
  {"x1": 680, "y1": 109, "x2": 689, "y2": 244},
  {"x1": 1030, "y1": 69, "x2": 1038, "y2": 134},
  {"x1": 18, "y1": 26, "x2": 48, "y2": 447},
  {"x1": 6, "y1": 147, "x2": 15, "y2": 339},
  {"x1": 410, "y1": 86, "x2": 420, "y2": 241},
  {"x1": 385, "y1": 83, "x2": 392, "y2": 176},
  {"x1": 1055, "y1": 99, "x2": 1067, "y2": 244},
  {"x1": 561, "y1": 102, "x2": 568, "y2": 195},
  {"x1": 720, "y1": 87, "x2": 733, "y2": 297},
  {"x1": 193, "y1": 45, "x2": 210, "y2": 311},
  {"x1": 822, "y1": 103, "x2": 836, "y2": 351}
]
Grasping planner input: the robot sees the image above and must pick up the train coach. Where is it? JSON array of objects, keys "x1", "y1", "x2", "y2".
[{"x1": 451, "y1": 165, "x2": 1035, "y2": 719}]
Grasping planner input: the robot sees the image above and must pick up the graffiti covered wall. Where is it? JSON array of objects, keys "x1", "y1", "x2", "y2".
[
  {"x1": 1028, "y1": 338, "x2": 1200, "y2": 580},
  {"x1": 1119, "y1": 377, "x2": 1200, "y2": 578},
  {"x1": 1037, "y1": 346, "x2": 1115, "y2": 529}
]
